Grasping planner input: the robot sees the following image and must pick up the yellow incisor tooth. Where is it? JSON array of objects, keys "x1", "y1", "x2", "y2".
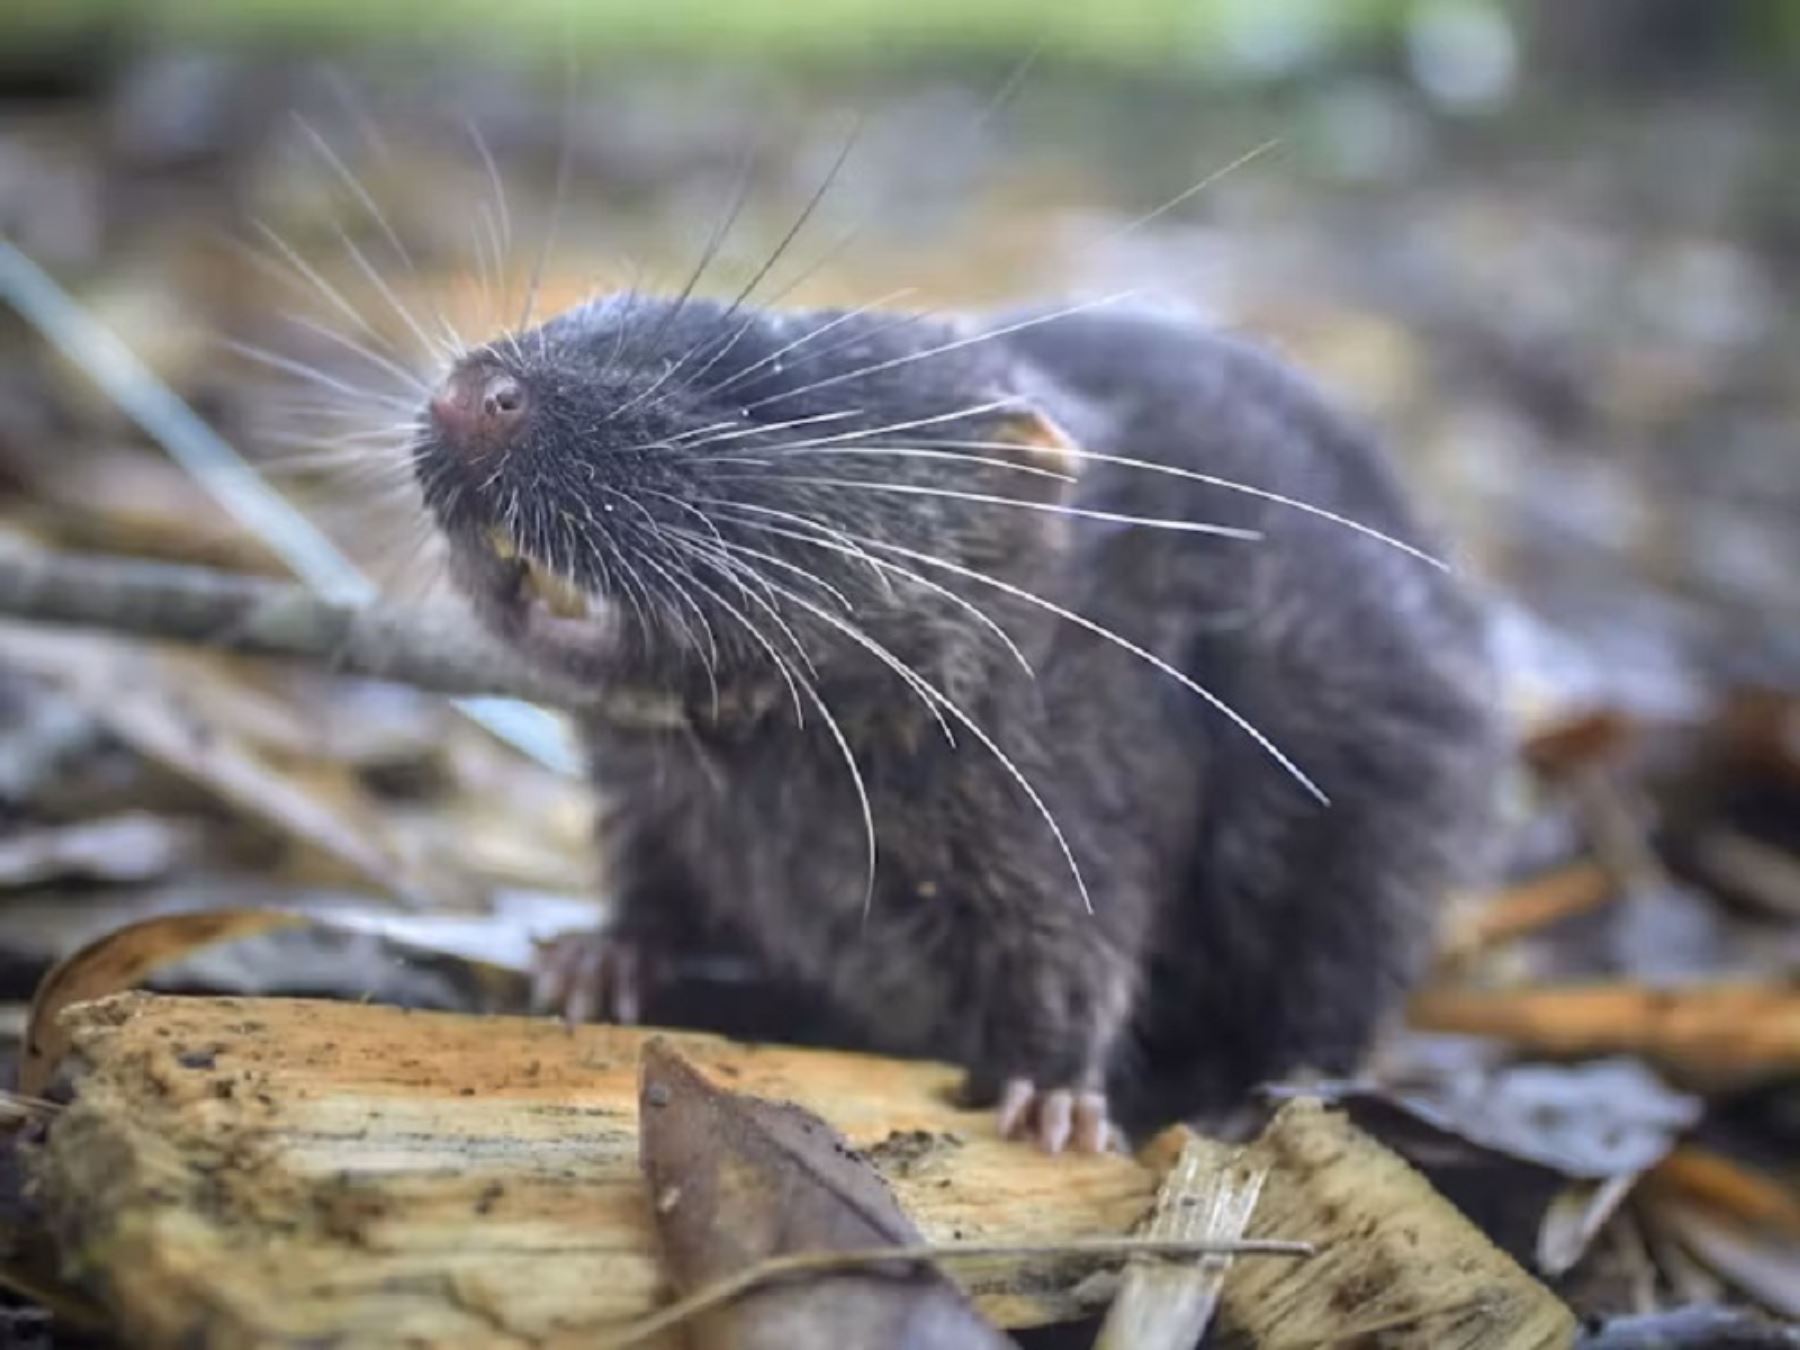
[
  {"x1": 526, "y1": 561, "x2": 590, "y2": 619},
  {"x1": 482, "y1": 526, "x2": 519, "y2": 562}
]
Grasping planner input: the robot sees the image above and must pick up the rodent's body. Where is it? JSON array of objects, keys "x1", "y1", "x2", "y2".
[{"x1": 416, "y1": 297, "x2": 1503, "y2": 1147}]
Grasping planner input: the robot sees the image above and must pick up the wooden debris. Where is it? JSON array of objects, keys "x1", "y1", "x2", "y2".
[
  {"x1": 1576, "y1": 1306, "x2": 1800, "y2": 1349},
  {"x1": 1408, "y1": 982, "x2": 1800, "y2": 1086},
  {"x1": 1441, "y1": 861, "x2": 1618, "y2": 959},
  {"x1": 2, "y1": 625, "x2": 464, "y2": 907},
  {"x1": 1645, "y1": 1146, "x2": 1800, "y2": 1240},
  {"x1": 27, "y1": 994, "x2": 1162, "y2": 1347},
  {"x1": 1201, "y1": 1099, "x2": 1575, "y2": 1349},
  {"x1": 1095, "y1": 1128, "x2": 1262, "y2": 1350},
  {"x1": 1652, "y1": 1201, "x2": 1800, "y2": 1320}
]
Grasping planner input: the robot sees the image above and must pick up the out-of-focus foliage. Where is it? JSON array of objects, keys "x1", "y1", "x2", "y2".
[{"x1": 3, "y1": 0, "x2": 1799, "y2": 78}]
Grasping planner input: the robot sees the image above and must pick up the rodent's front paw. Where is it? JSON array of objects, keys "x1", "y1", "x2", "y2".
[
  {"x1": 991, "y1": 1077, "x2": 1116, "y2": 1155},
  {"x1": 530, "y1": 931, "x2": 653, "y2": 1026}
]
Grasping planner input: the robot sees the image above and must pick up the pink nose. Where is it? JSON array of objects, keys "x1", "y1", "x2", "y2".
[{"x1": 429, "y1": 366, "x2": 527, "y2": 455}]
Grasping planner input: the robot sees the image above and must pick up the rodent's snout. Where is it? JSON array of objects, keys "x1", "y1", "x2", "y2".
[{"x1": 428, "y1": 364, "x2": 528, "y2": 457}]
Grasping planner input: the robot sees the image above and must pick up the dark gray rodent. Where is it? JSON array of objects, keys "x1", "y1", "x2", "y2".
[{"x1": 413, "y1": 294, "x2": 1505, "y2": 1152}]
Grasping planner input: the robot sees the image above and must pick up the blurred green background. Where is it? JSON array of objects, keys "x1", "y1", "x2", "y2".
[{"x1": 5, "y1": 0, "x2": 1800, "y2": 71}]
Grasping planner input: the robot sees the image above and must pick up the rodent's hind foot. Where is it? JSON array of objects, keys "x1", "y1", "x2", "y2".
[
  {"x1": 995, "y1": 1078, "x2": 1116, "y2": 1155},
  {"x1": 530, "y1": 931, "x2": 648, "y2": 1026}
]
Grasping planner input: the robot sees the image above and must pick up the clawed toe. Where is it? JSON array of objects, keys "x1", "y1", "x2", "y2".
[
  {"x1": 994, "y1": 1077, "x2": 1116, "y2": 1154},
  {"x1": 530, "y1": 933, "x2": 645, "y2": 1025}
]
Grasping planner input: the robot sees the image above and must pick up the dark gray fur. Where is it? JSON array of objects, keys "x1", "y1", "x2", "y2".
[{"x1": 414, "y1": 296, "x2": 1505, "y2": 1135}]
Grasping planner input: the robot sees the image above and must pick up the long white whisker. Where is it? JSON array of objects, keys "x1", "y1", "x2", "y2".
[
  {"x1": 679, "y1": 552, "x2": 876, "y2": 914},
  {"x1": 712, "y1": 445, "x2": 1073, "y2": 487},
  {"x1": 255, "y1": 444, "x2": 413, "y2": 476},
  {"x1": 465, "y1": 119, "x2": 513, "y2": 254},
  {"x1": 752, "y1": 42, "x2": 1041, "y2": 313},
  {"x1": 864, "y1": 439, "x2": 1450, "y2": 571},
  {"x1": 249, "y1": 221, "x2": 398, "y2": 356},
  {"x1": 329, "y1": 222, "x2": 451, "y2": 367},
  {"x1": 710, "y1": 475, "x2": 1262, "y2": 541},
  {"x1": 676, "y1": 549, "x2": 811, "y2": 719},
  {"x1": 701, "y1": 287, "x2": 917, "y2": 400},
  {"x1": 672, "y1": 491, "x2": 892, "y2": 600},
  {"x1": 697, "y1": 508, "x2": 1035, "y2": 679},
  {"x1": 1085, "y1": 138, "x2": 1281, "y2": 257},
  {"x1": 671, "y1": 408, "x2": 862, "y2": 449},
  {"x1": 665, "y1": 119, "x2": 866, "y2": 397},
  {"x1": 668, "y1": 525, "x2": 854, "y2": 613},
  {"x1": 738, "y1": 291, "x2": 1139, "y2": 413},
  {"x1": 755, "y1": 571, "x2": 1092, "y2": 914},
  {"x1": 622, "y1": 540, "x2": 723, "y2": 708},
  {"x1": 224, "y1": 340, "x2": 417, "y2": 410},
  {"x1": 701, "y1": 396, "x2": 1021, "y2": 457},
  {"x1": 717, "y1": 500, "x2": 1327, "y2": 804},
  {"x1": 695, "y1": 543, "x2": 950, "y2": 741},
  {"x1": 588, "y1": 491, "x2": 724, "y2": 692},
  {"x1": 294, "y1": 117, "x2": 417, "y2": 272},
  {"x1": 724, "y1": 117, "x2": 861, "y2": 323},
  {"x1": 278, "y1": 312, "x2": 432, "y2": 394}
]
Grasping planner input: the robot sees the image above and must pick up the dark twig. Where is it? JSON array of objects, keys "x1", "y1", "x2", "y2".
[{"x1": 0, "y1": 544, "x2": 694, "y2": 728}]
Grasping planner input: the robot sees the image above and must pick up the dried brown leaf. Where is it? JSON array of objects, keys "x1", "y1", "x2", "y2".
[
  {"x1": 631, "y1": 1037, "x2": 1015, "y2": 1350},
  {"x1": 17, "y1": 908, "x2": 304, "y2": 1100},
  {"x1": 1536, "y1": 1172, "x2": 1640, "y2": 1277}
]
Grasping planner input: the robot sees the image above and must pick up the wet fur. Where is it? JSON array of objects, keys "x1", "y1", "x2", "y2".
[{"x1": 416, "y1": 297, "x2": 1505, "y2": 1137}]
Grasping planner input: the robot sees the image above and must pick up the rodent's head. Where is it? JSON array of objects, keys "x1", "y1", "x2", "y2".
[{"x1": 413, "y1": 295, "x2": 1079, "y2": 707}]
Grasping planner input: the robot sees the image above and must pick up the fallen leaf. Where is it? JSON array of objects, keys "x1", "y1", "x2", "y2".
[
  {"x1": 1536, "y1": 1172, "x2": 1639, "y2": 1277},
  {"x1": 629, "y1": 1037, "x2": 1015, "y2": 1350},
  {"x1": 16, "y1": 908, "x2": 305, "y2": 1100},
  {"x1": 1297, "y1": 1056, "x2": 1701, "y2": 1178}
]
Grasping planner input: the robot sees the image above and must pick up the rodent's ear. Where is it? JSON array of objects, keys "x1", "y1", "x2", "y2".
[{"x1": 988, "y1": 408, "x2": 1083, "y2": 501}]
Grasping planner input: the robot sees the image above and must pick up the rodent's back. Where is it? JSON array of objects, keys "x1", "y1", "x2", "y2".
[{"x1": 1001, "y1": 307, "x2": 1503, "y2": 1120}]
